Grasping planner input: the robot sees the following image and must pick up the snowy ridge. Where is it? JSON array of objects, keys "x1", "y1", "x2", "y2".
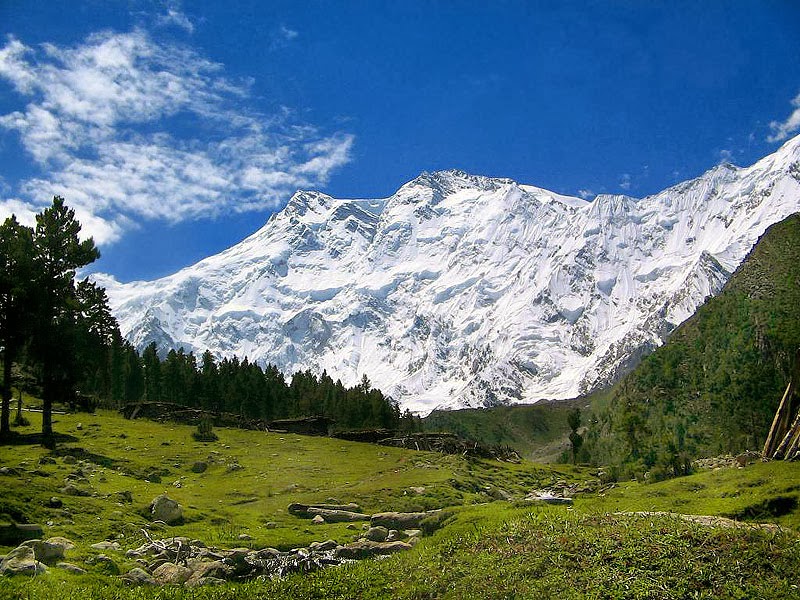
[{"x1": 102, "y1": 136, "x2": 800, "y2": 413}]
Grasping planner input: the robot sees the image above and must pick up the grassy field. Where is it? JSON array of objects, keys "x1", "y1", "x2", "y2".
[{"x1": 1, "y1": 409, "x2": 799, "y2": 599}]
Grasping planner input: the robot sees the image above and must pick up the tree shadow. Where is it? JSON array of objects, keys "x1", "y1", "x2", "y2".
[{"x1": 0, "y1": 431, "x2": 78, "y2": 446}]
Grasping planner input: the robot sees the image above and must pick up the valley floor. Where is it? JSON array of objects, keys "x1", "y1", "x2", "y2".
[{"x1": 1, "y1": 410, "x2": 799, "y2": 599}]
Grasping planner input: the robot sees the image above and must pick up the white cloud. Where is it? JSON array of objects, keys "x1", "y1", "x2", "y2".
[
  {"x1": 619, "y1": 173, "x2": 632, "y2": 191},
  {"x1": 718, "y1": 148, "x2": 733, "y2": 163},
  {"x1": 0, "y1": 30, "x2": 353, "y2": 245},
  {"x1": 767, "y1": 91, "x2": 800, "y2": 143},
  {"x1": 577, "y1": 189, "x2": 594, "y2": 200},
  {"x1": 157, "y1": 7, "x2": 195, "y2": 34},
  {"x1": 280, "y1": 25, "x2": 299, "y2": 41}
]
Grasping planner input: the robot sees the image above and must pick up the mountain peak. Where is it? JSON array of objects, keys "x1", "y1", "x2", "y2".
[{"x1": 102, "y1": 141, "x2": 800, "y2": 413}]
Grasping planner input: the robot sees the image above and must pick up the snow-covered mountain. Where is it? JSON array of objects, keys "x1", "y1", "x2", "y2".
[{"x1": 100, "y1": 135, "x2": 800, "y2": 413}]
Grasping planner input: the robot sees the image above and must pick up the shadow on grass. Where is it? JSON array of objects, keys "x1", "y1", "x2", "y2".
[{"x1": 0, "y1": 431, "x2": 78, "y2": 447}]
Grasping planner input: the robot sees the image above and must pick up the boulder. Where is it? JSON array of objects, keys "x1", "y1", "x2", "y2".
[
  {"x1": 121, "y1": 567, "x2": 157, "y2": 586},
  {"x1": 307, "y1": 507, "x2": 370, "y2": 523},
  {"x1": 334, "y1": 540, "x2": 412, "y2": 560},
  {"x1": 185, "y1": 560, "x2": 233, "y2": 586},
  {"x1": 288, "y1": 502, "x2": 362, "y2": 516},
  {"x1": 56, "y1": 562, "x2": 87, "y2": 575},
  {"x1": 364, "y1": 526, "x2": 389, "y2": 542},
  {"x1": 311, "y1": 515, "x2": 325, "y2": 525},
  {"x1": 190, "y1": 462, "x2": 208, "y2": 473},
  {"x1": 91, "y1": 541, "x2": 122, "y2": 552},
  {"x1": 0, "y1": 546, "x2": 47, "y2": 576},
  {"x1": 22, "y1": 537, "x2": 74, "y2": 563},
  {"x1": 150, "y1": 494, "x2": 184, "y2": 525},
  {"x1": 370, "y1": 512, "x2": 430, "y2": 529},
  {"x1": 46, "y1": 497, "x2": 63, "y2": 508},
  {"x1": 152, "y1": 562, "x2": 193, "y2": 584}
]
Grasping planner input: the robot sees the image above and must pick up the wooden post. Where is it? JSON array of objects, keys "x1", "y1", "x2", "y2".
[{"x1": 763, "y1": 379, "x2": 795, "y2": 458}]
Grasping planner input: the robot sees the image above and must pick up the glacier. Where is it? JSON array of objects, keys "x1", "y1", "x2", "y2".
[{"x1": 98, "y1": 134, "x2": 800, "y2": 413}]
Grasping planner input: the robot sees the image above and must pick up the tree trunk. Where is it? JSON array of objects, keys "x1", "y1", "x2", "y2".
[
  {"x1": 41, "y1": 378, "x2": 54, "y2": 449},
  {"x1": 1, "y1": 352, "x2": 11, "y2": 437}
]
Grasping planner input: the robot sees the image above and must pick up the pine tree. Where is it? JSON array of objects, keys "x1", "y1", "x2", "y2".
[
  {"x1": 0, "y1": 217, "x2": 34, "y2": 437},
  {"x1": 30, "y1": 197, "x2": 100, "y2": 446}
]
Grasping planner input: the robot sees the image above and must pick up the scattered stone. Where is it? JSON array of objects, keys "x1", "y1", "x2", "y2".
[
  {"x1": 288, "y1": 502, "x2": 362, "y2": 515},
  {"x1": 364, "y1": 526, "x2": 389, "y2": 542},
  {"x1": 62, "y1": 455, "x2": 77, "y2": 465},
  {"x1": 0, "y1": 467, "x2": 19, "y2": 476},
  {"x1": 226, "y1": 462, "x2": 243, "y2": 472},
  {"x1": 190, "y1": 461, "x2": 208, "y2": 473},
  {"x1": 145, "y1": 472, "x2": 162, "y2": 484},
  {"x1": 56, "y1": 562, "x2": 87, "y2": 575},
  {"x1": 346, "y1": 524, "x2": 357, "y2": 530},
  {"x1": 121, "y1": 567, "x2": 157, "y2": 586},
  {"x1": 91, "y1": 541, "x2": 122, "y2": 552},
  {"x1": 150, "y1": 494, "x2": 184, "y2": 525},
  {"x1": 46, "y1": 497, "x2": 63, "y2": 508},
  {"x1": 264, "y1": 521, "x2": 278, "y2": 529},
  {"x1": 523, "y1": 492, "x2": 573, "y2": 505},
  {"x1": 152, "y1": 562, "x2": 193, "y2": 585},
  {"x1": 0, "y1": 546, "x2": 48, "y2": 576},
  {"x1": 172, "y1": 480, "x2": 182, "y2": 488},
  {"x1": 403, "y1": 529, "x2": 422, "y2": 538},
  {"x1": 76, "y1": 423, "x2": 83, "y2": 430},
  {"x1": 311, "y1": 515, "x2": 325, "y2": 525},
  {"x1": 386, "y1": 529, "x2": 401, "y2": 542},
  {"x1": 237, "y1": 533, "x2": 253, "y2": 541},
  {"x1": 370, "y1": 511, "x2": 432, "y2": 529},
  {"x1": 21, "y1": 537, "x2": 73, "y2": 563},
  {"x1": 38, "y1": 456, "x2": 57, "y2": 465},
  {"x1": 334, "y1": 540, "x2": 412, "y2": 559},
  {"x1": 60, "y1": 483, "x2": 91, "y2": 497},
  {"x1": 408, "y1": 486, "x2": 426, "y2": 495},
  {"x1": 309, "y1": 539, "x2": 338, "y2": 552},
  {"x1": 114, "y1": 490, "x2": 133, "y2": 504}
]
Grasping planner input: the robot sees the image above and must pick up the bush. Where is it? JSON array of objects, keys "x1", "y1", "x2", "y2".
[{"x1": 192, "y1": 418, "x2": 218, "y2": 442}]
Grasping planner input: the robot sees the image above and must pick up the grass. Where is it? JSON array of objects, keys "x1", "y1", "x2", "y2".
[{"x1": 1, "y1": 409, "x2": 799, "y2": 599}]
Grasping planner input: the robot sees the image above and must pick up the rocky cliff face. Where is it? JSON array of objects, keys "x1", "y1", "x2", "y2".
[{"x1": 99, "y1": 135, "x2": 800, "y2": 413}]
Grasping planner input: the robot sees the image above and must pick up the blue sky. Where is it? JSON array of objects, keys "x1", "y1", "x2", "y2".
[{"x1": 1, "y1": 1, "x2": 799, "y2": 281}]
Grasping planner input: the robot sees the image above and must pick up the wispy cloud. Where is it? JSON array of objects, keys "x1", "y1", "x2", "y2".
[
  {"x1": 619, "y1": 173, "x2": 632, "y2": 191},
  {"x1": 767, "y1": 91, "x2": 800, "y2": 143},
  {"x1": 577, "y1": 189, "x2": 594, "y2": 200},
  {"x1": 0, "y1": 30, "x2": 353, "y2": 244},
  {"x1": 157, "y1": 5, "x2": 195, "y2": 33}
]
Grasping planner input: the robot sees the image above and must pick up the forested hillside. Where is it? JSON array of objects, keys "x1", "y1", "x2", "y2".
[{"x1": 586, "y1": 213, "x2": 800, "y2": 478}]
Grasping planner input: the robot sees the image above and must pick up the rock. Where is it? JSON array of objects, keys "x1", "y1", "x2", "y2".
[
  {"x1": 188, "y1": 576, "x2": 227, "y2": 587},
  {"x1": 152, "y1": 562, "x2": 193, "y2": 584},
  {"x1": 226, "y1": 463, "x2": 243, "y2": 472},
  {"x1": 309, "y1": 539, "x2": 338, "y2": 551},
  {"x1": 62, "y1": 455, "x2": 77, "y2": 465},
  {"x1": 288, "y1": 502, "x2": 362, "y2": 516},
  {"x1": 403, "y1": 529, "x2": 422, "y2": 538},
  {"x1": 46, "y1": 497, "x2": 63, "y2": 508},
  {"x1": 386, "y1": 529, "x2": 401, "y2": 542},
  {"x1": 38, "y1": 456, "x2": 57, "y2": 465},
  {"x1": 145, "y1": 472, "x2": 162, "y2": 483},
  {"x1": 114, "y1": 490, "x2": 133, "y2": 504},
  {"x1": 121, "y1": 567, "x2": 157, "y2": 586},
  {"x1": 307, "y1": 507, "x2": 371, "y2": 523},
  {"x1": 311, "y1": 515, "x2": 325, "y2": 524},
  {"x1": 0, "y1": 523, "x2": 43, "y2": 546},
  {"x1": 150, "y1": 494, "x2": 184, "y2": 525},
  {"x1": 264, "y1": 521, "x2": 278, "y2": 529},
  {"x1": 60, "y1": 483, "x2": 91, "y2": 497},
  {"x1": 364, "y1": 526, "x2": 389, "y2": 542},
  {"x1": 56, "y1": 562, "x2": 87, "y2": 575},
  {"x1": 91, "y1": 541, "x2": 122, "y2": 552},
  {"x1": 76, "y1": 423, "x2": 83, "y2": 430},
  {"x1": 523, "y1": 492, "x2": 574, "y2": 505},
  {"x1": 185, "y1": 560, "x2": 233, "y2": 586},
  {"x1": 408, "y1": 486, "x2": 426, "y2": 495},
  {"x1": 0, "y1": 546, "x2": 47, "y2": 576},
  {"x1": 190, "y1": 462, "x2": 208, "y2": 473},
  {"x1": 370, "y1": 512, "x2": 431, "y2": 529},
  {"x1": 21, "y1": 537, "x2": 73, "y2": 563},
  {"x1": 334, "y1": 540, "x2": 412, "y2": 559},
  {"x1": 237, "y1": 533, "x2": 253, "y2": 541}
]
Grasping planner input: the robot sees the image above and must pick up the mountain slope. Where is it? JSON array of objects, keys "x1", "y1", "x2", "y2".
[
  {"x1": 586, "y1": 212, "x2": 800, "y2": 474},
  {"x1": 101, "y1": 135, "x2": 800, "y2": 413}
]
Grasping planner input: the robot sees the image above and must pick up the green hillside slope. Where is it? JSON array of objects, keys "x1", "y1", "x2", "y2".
[{"x1": 586, "y1": 213, "x2": 800, "y2": 477}]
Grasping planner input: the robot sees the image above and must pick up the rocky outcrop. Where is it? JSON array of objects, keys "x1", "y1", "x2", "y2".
[{"x1": 0, "y1": 546, "x2": 47, "y2": 576}]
